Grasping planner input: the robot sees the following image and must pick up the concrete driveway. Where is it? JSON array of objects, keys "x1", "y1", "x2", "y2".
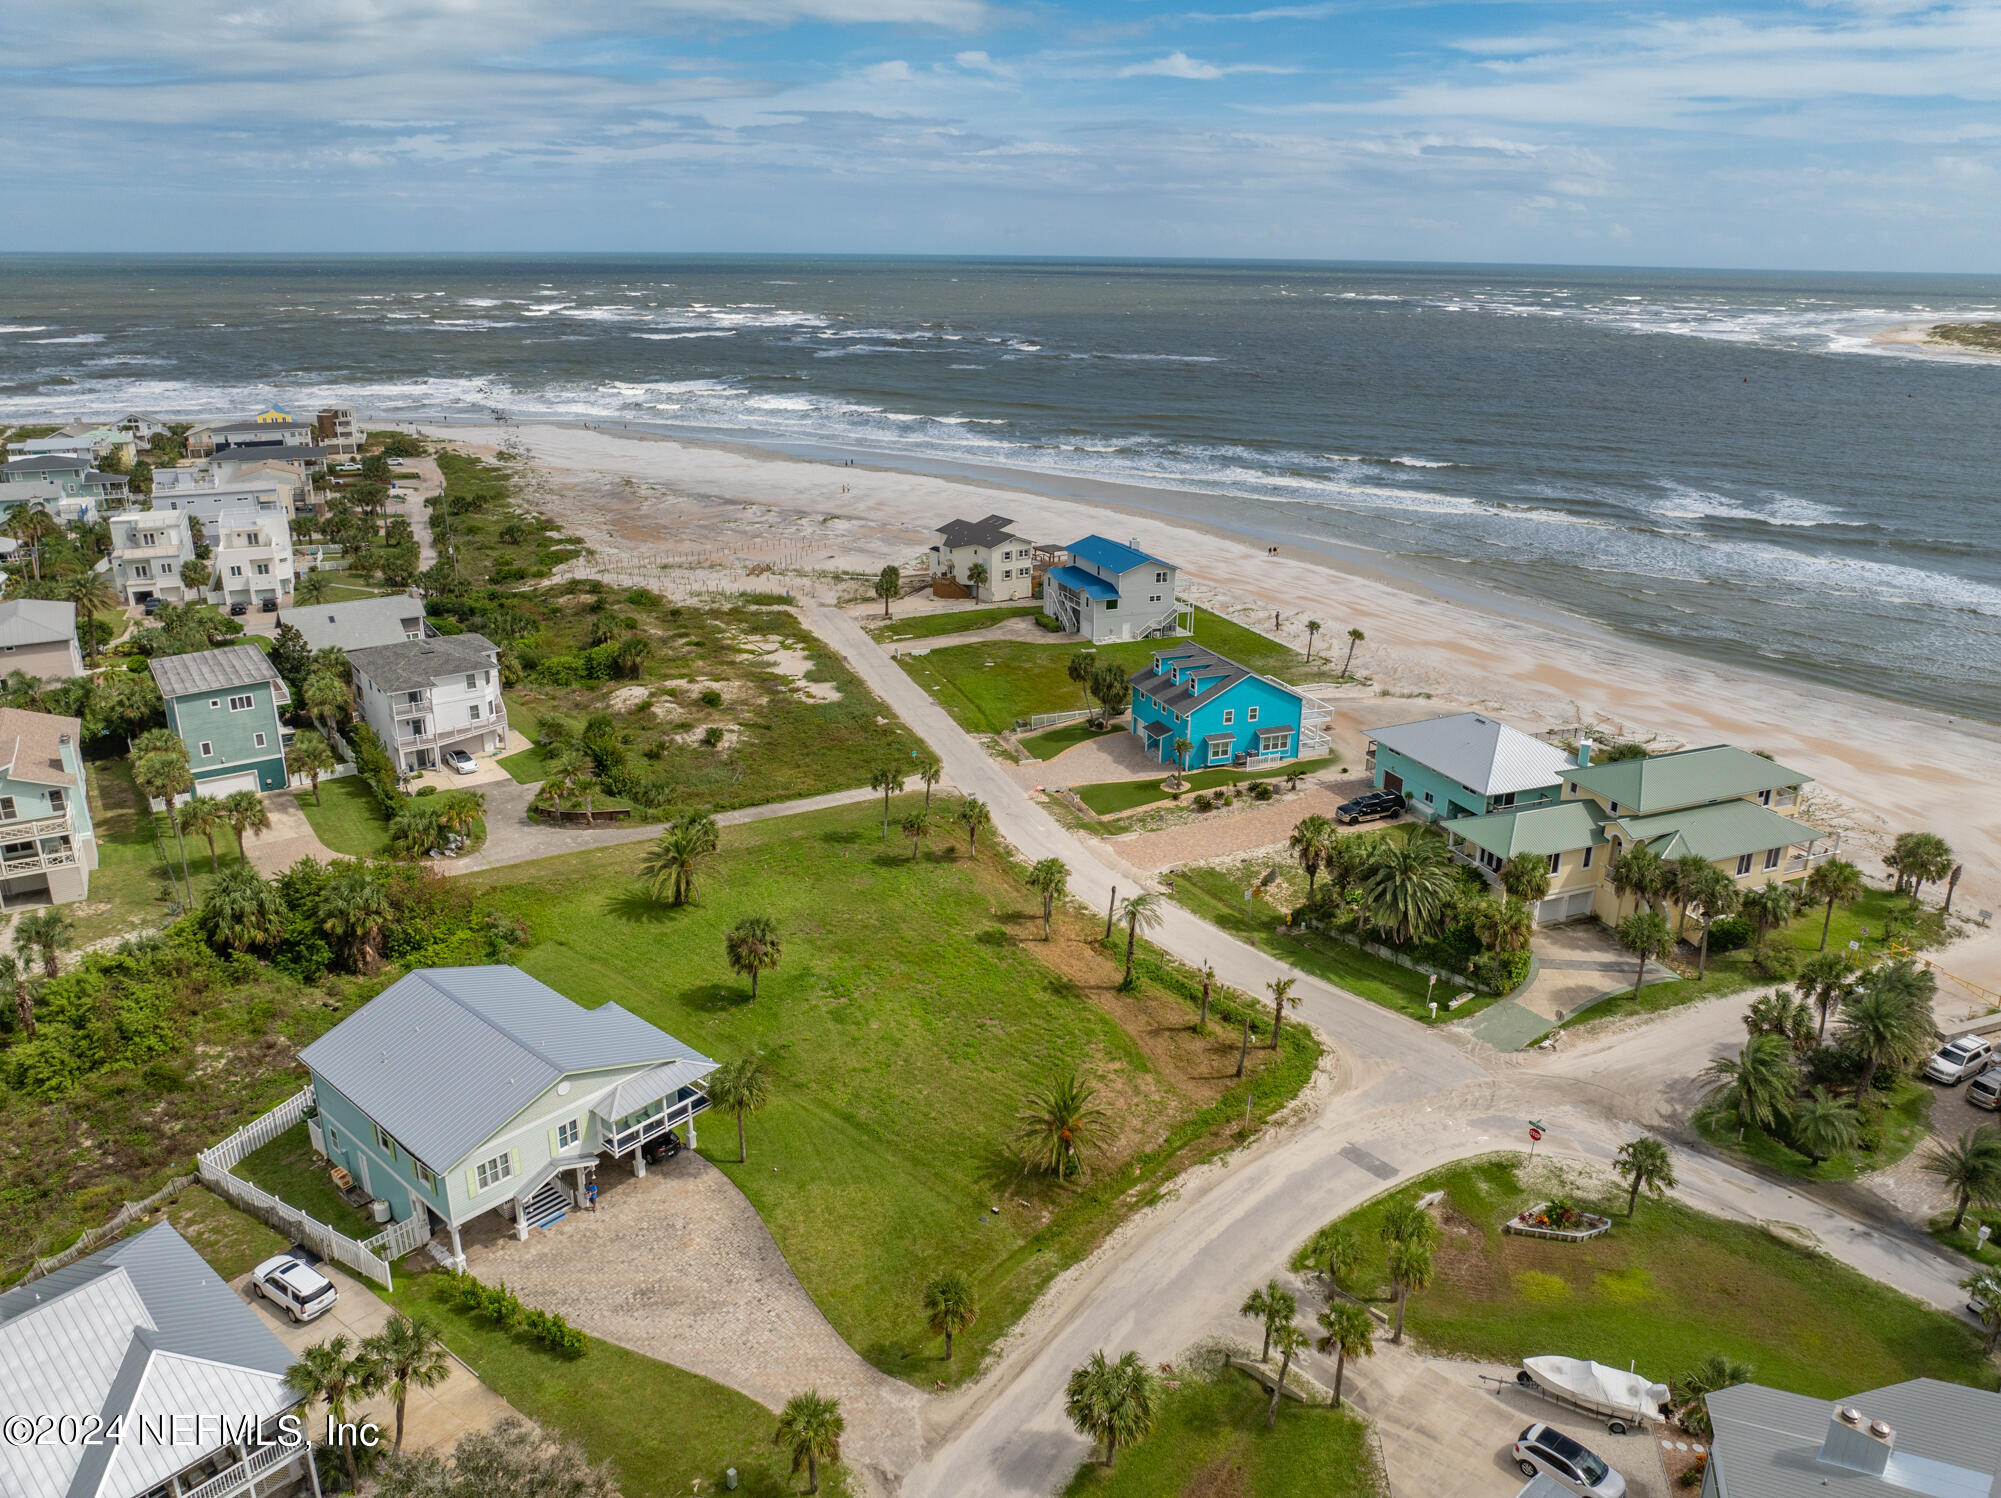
[
  {"x1": 406, "y1": 728, "x2": 533, "y2": 792},
  {"x1": 243, "y1": 789, "x2": 339, "y2": 876},
  {"x1": 1022, "y1": 727, "x2": 1160, "y2": 786},
  {"x1": 1520, "y1": 921, "x2": 1677, "y2": 1023}
]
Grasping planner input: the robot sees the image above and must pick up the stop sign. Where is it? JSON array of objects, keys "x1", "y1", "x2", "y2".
[{"x1": 1528, "y1": 1126, "x2": 1544, "y2": 1142}]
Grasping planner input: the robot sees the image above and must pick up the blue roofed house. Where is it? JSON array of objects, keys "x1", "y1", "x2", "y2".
[
  {"x1": 1042, "y1": 535, "x2": 1193, "y2": 643},
  {"x1": 1365, "y1": 712, "x2": 1576, "y2": 823},
  {"x1": 0, "y1": 1221, "x2": 319, "y2": 1498},
  {"x1": 1128, "y1": 644, "x2": 1326, "y2": 771},
  {"x1": 298, "y1": 966, "x2": 717, "y2": 1266}
]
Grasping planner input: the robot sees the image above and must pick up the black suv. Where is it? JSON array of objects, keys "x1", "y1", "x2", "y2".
[{"x1": 1335, "y1": 788, "x2": 1406, "y2": 826}]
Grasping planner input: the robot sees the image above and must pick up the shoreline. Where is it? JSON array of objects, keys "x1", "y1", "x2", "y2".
[
  {"x1": 405, "y1": 417, "x2": 2001, "y2": 922},
  {"x1": 1868, "y1": 320, "x2": 2001, "y2": 360}
]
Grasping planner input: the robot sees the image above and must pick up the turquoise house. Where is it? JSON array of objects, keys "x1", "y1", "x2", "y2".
[
  {"x1": 148, "y1": 644, "x2": 292, "y2": 795},
  {"x1": 1128, "y1": 644, "x2": 1319, "y2": 770},
  {"x1": 1364, "y1": 712, "x2": 1575, "y2": 822},
  {"x1": 299, "y1": 966, "x2": 716, "y2": 1265}
]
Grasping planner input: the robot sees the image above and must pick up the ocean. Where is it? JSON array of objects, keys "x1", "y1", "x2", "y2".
[{"x1": 3, "y1": 254, "x2": 1998, "y2": 720}]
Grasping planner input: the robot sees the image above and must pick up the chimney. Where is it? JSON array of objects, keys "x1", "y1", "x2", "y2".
[
  {"x1": 1577, "y1": 737, "x2": 1593, "y2": 767},
  {"x1": 1818, "y1": 1407, "x2": 1894, "y2": 1476}
]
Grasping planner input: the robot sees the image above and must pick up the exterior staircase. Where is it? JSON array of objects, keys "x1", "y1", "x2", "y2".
[{"x1": 519, "y1": 1180, "x2": 570, "y2": 1232}]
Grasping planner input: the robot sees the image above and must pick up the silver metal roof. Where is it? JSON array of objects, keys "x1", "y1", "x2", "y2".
[
  {"x1": 594, "y1": 1058, "x2": 719, "y2": 1122},
  {"x1": 1365, "y1": 712, "x2": 1575, "y2": 797},
  {"x1": 0, "y1": 1223, "x2": 299, "y2": 1498},
  {"x1": 1707, "y1": 1380, "x2": 2001, "y2": 1498},
  {"x1": 0, "y1": 599, "x2": 76, "y2": 648},
  {"x1": 346, "y1": 632, "x2": 499, "y2": 694},
  {"x1": 279, "y1": 593, "x2": 427, "y2": 654},
  {"x1": 147, "y1": 644, "x2": 284, "y2": 700},
  {"x1": 299, "y1": 966, "x2": 714, "y2": 1171}
]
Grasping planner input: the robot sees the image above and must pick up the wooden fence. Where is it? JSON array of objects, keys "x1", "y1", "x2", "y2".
[{"x1": 22, "y1": 1173, "x2": 199, "y2": 1283}]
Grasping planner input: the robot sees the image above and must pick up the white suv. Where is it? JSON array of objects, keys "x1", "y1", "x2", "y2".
[
  {"x1": 251, "y1": 1254, "x2": 339, "y2": 1323},
  {"x1": 1925, "y1": 1036, "x2": 1995, "y2": 1086}
]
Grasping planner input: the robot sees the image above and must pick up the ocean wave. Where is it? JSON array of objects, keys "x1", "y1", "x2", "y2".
[
  {"x1": 1647, "y1": 481, "x2": 1861, "y2": 529},
  {"x1": 632, "y1": 330, "x2": 738, "y2": 340},
  {"x1": 0, "y1": 325, "x2": 49, "y2": 334},
  {"x1": 25, "y1": 334, "x2": 104, "y2": 344}
]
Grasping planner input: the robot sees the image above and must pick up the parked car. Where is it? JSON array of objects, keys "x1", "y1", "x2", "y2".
[
  {"x1": 444, "y1": 748, "x2": 478, "y2": 776},
  {"x1": 251, "y1": 1254, "x2": 339, "y2": 1324},
  {"x1": 228, "y1": 600, "x2": 249, "y2": 617},
  {"x1": 1512, "y1": 1424, "x2": 1626, "y2": 1498},
  {"x1": 141, "y1": 596, "x2": 163, "y2": 615},
  {"x1": 641, "y1": 1130, "x2": 685, "y2": 1166},
  {"x1": 1969, "y1": 1070, "x2": 2001, "y2": 1111},
  {"x1": 1925, "y1": 1036, "x2": 1994, "y2": 1086},
  {"x1": 260, "y1": 597, "x2": 279, "y2": 612},
  {"x1": 1336, "y1": 788, "x2": 1406, "y2": 826}
]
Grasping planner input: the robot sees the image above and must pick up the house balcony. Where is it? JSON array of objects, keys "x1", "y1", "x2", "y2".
[
  {"x1": 178, "y1": 1437, "x2": 308, "y2": 1498},
  {"x1": 0, "y1": 814, "x2": 78, "y2": 876},
  {"x1": 598, "y1": 1086, "x2": 712, "y2": 1160},
  {"x1": 114, "y1": 543, "x2": 187, "y2": 561}
]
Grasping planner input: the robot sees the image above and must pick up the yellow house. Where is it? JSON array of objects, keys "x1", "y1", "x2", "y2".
[{"x1": 1442, "y1": 743, "x2": 1839, "y2": 927}]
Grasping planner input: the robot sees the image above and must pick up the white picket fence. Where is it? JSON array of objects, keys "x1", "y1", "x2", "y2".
[
  {"x1": 1018, "y1": 708, "x2": 1097, "y2": 732},
  {"x1": 196, "y1": 1086, "x2": 424, "y2": 1289}
]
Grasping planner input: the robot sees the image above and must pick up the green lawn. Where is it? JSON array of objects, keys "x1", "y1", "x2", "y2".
[
  {"x1": 74, "y1": 759, "x2": 251, "y2": 946},
  {"x1": 1021, "y1": 720, "x2": 1123, "y2": 761},
  {"x1": 1061, "y1": 1361, "x2": 1382, "y2": 1498},
  {"x1": 465, "y1": 799, "x2": 1317, "y2": 1385},
  {"x1": 877, "y1": 604, "x2": 1042, "y2": 641},
  {"x1": 296, "y1": 776, "x2": 393, "y2": 857},
  {"x1": 166, "y1": 1183, "x2": 295, "y2": 1281},
  {"x1": 1695, "y1": 1078, "x2": 1933, "y2": 1181},
  {"x1": 1074, "y1": 759, "x2": 1340, "y2": 818},
  {"x1": 386, "y1": 1267, "x2": 854, "y2": 1498},
  {"x1": 499, "y1": 744, "x2": 549, "y2": 784},
  {"x1": 234, "y1": 1122, "x2": 381, "y2": 1239},
  {"x1": 1171, "y1": 866, "x2": 1502, "y2": 1024},
  {"x1": 903, "y1": 608, "x2": 1313, "y2": 734},
  {"x1": 1306, "y1": 1156, "x2": 1994, "y2": 1399},
  {"x1": 1933, "y1": 1209, "x2": 2001, "y2": 1270}
]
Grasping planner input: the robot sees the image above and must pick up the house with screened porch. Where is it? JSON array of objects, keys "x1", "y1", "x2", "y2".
[{"x1": 298, "y1": 966, "x2": 715, "y2": 1267}]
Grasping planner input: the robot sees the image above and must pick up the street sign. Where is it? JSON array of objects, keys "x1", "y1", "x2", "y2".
[
  {"x1": 1848, "y1": 940, "x2": 1861, "y2": 952},
  {"x1": 1528, "y1": 1126, "x2": 1544, "y2": 1142},
  {"x1": 1527, "y1": 1118, "x2": 1546, "y2": 1165}
]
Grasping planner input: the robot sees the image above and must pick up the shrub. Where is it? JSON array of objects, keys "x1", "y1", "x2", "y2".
[
  {"x1": 1748, "y1": 933, "x2": 1799, "y2": 980},
  {"x1": 1706, "y1": 916, "x2": 1754, "y2": 955},
  {"x1": 1034, "y1": 613, "x2": 1063, "y2": 632},
  {"x1": 700, "y1": 688, "x2": 725, "y2": 708},
  {"x1": 1468, "y1": 949, "x2": 1532, "y2": 994},
  {"x1": 1251, "y1": 781, "x2": 1274, "y2": 801},
  {"x1": 702, "y1": 726, "x2": 725, "y2": 747},
  {"x1": 445, "y1": 1270, "x2": 586, "y2": 1356}
]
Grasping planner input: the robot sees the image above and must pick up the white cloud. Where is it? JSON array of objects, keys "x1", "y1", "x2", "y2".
[{"x1": 1118, "y1": 50, "x2": 1288, "y2": 78}]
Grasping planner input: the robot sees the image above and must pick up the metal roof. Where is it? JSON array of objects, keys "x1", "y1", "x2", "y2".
[
  {"x1": 1567, "y1": 744, "x2": 1809, "y2": 814},
  {"x1": 0, "y1": 1222, "x2": 299, "y2": 1498},
  {"x1": 2, "y1": 454, "x2": 91, "y2": 475},
  {"x1": 346, "y1": 633, "x2": 498, "y2": 694},
  {"x1": 594, "y1": 1058, "x2": 719, "y2": 1122},
  {"x1": 147, "y1": 644, "x2": 283, "y2": 700},
  {"x1": 1706, "y1": 1380, "x2": 2001, "y2": 1498},
  {"x1": 1066, "y1": 535, "x2": 1171, "y2": 575},
  {"x1": 1616, "y1": 798, "x2": 1826, "y2": 861},
  {"x1": 1044, "y1": 564, "x2": 1120, "y2": 600},
  {"x1": 299, "y1": 966, "x2": 714, "y2": 1171},
  {"x1": 279, "y1": 594, "x2": 427, "y2": 653},
  {"x1": 0, "y1": 598, "x2": 76, "y2": 648},
  {"x1": 1366, "y1": 713, "x2": 1575, "y2": 797},
  {"x1": 1445, "y1": 799, "x2": 1609, "y2": 859},
  {"x1": 935, "y1": 513, "x2": 1025, "y2": 550}
]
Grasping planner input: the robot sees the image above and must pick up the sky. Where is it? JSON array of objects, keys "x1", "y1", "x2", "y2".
[{"x1": 4, "y1": 0, "x2": 1999, "y2": 269}]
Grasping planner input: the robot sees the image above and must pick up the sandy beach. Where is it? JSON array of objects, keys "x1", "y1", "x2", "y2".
[
  {"x1": 417, "y1": 418, "x2": 2001, "y2": 979},
  {"x1": 1869, "y1": 321, "x2": 2001, "y2": 359}
]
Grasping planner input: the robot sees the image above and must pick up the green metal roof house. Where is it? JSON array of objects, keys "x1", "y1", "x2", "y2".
[{"x1": 148, "y1": 645, "x2": 292, "y2": 796}]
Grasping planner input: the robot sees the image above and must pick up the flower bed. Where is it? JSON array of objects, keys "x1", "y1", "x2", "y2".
[{"x1": 1504, "y1": 1199, "x2": 1613, "y2": 1242}]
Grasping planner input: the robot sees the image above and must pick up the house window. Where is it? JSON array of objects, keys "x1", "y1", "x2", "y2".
[
  {"x1": 1736, "y1": 853, "x2": 1754, "y2": 876},
  {"x1": 210, "y1": 699, "x2": 221, "y2": 709},
  {"x1": 254, "y1": 563, "x2": 270, "y2": 576},
  {"x1": 1609, "y1": 800, "x2": 1621, "y2": 814},
  {"x1": 253, "y1": 732, "x2": 267, "y2": 749},
  {"x1": 47, "y1": 789, "x2": 64, "y2": 813},
  {"x1": 133, "y1": 564, "x2": 150, "y2": 579},
  {"x1": 1154, "y1": 571, "x2": 1168, "y2": 583},
  {"x1": 1247, "y1": 706, "x2": 1259, "y2": 723},
  {"x1": 0, "y1": 797, "x2": 14, "y2": 821},
  {"x1": 1102, "y1": 599, "x2": 1117, "y2": 610},
  {"x1": 557, "y1": 1119, "x2": 580, "y2": 1150},
  {"x1": 1764, "y1": 846, "x2": 1783, "y2": 870},
  {"x1": 228, "y1": 695, "x2": 252, "y2": 711},
  {"x1": 162, "y1": 562, "x2": 174, "y2": 574},
  {"x1": 229, "y1": 565, "x2": 243, "y2": 577},
  {"x1": 1548, "y1": 852, "x2": 1562, "y2": 874},
  {"x1": 403, "y1": 719, "x2": 426, "y2": 739},
  {"x1": 406, "y1": 691, "x2": 422, "y2": 706},
  {"x1": 465, "y1": 673, "x2": 478, "y2": 690},
  {"x1": 1582, "y1": 846, "x2": 1593, "y2": 869},
  {"x1": 198, "y1": 741, "x2": 213, "y2": 757},
  {"x1": 373, "y1": 1123, "x2": 399, "y2": 1161},
  {"x1": 413, "y1": 1160, "x2": 436, "y2": 1190},
  {"x1": 1221, "y1": 709, "x2": 1234, "y2": 725},
  {"x1": 1758, "y1": 789, "x2": 1772, "y2": 806},
  {"x1": 475, "y1": 1152, "x2": 513, "y2": 1191},
  {"x1": 1423, "y1": 791, "x2": 1434, "y2": 805},
  {"x1": 1491, "y1": 791, "x2": 1517, "y2": 809},
  {"x1": 1480, "y1": 848, "x2": 1503, "y2": 872},
  {"x1": 327, "y1": 1126, "x2": 341, "y2": 1151},
  {"x1": 468, "y1": 703, "x2": 481, "y2": 721}
]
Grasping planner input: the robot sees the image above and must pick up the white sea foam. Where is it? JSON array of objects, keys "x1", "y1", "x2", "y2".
[
  {"x1": 25, "y1": 334, "x2": 103, "y2": 344},
  {"x1": 632, "y1": 330, "x2": 737, "y2": 340},
  {"x1": 0, "y1": 325, "x2": 49, "y2": 334}
]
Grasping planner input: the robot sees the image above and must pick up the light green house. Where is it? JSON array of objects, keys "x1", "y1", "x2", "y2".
[{"x1": 148, "y1": 644, "x2": 291, "y2": 795}]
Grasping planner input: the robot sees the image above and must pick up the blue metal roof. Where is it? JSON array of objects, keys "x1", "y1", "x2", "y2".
[
  {"x1": 1066, "y1": 535, "x2": 1170, "y2": 575},
  {"x1": 1045, "y1": 564, "x2": 1120, "y2": 600}
]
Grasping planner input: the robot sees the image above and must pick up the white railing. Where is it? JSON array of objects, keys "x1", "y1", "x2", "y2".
[
  {"x1": 366, "y1": 1211, "x2": 432, "y2": 1261},
  {"x1": 181, "y1": 1441, "x2": 302, "y2": 1498},
  {"x1": 1019, "y1": 708, "x2": 1097, "y2": 732},
  {"x1": 0, "y1": 812, "x2": 73, "y2": 840},
  {"x1": 1, "y1": 848, "x2": 76, "y2": 874}
]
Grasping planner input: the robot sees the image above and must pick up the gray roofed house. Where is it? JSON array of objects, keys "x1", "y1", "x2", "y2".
[
  {"x1": 147, "y1": 643, "x2": 289, "y2": 700},
  {"x1": 0, "y1": 1222, "x2": 315, "y2": 1498},
  {"x1": 0, "y1": 598, "x2": 84, "y2": 679},
  {"x1": 930, "y1": 512, "x2": 1038, "y2": 603},
  {"x1": 936, "y1": 513, "x2": 1023, "y2": 551},
  {"x1": 279, "y1": 593, "x2": 430, "y2": 653},
  {"x1": 299, "y1": 966, "x2": 717, "y2": 1264},
  {"x1": 1366, "y1": 713, "x2": 1577, "y2": 809},
  {"x1": 347, "y1": 633, "x2": 510, "y2": 775},
  {"x1": 149, "y1": 647, "x2": 294, "y2": 796},
  {"x1": 1703, "y1": 1378, "x2": 2001, "y2": 1498},
  {"x1": 347, "y1": 633, "x2": 498, "y2": 695}
]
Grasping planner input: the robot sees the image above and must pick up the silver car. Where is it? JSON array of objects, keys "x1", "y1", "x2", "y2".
[
  {"x1": 1925, "y1": 1036, "x2": 1995, "y2": 1086},
  {"x1": 445, "y1": 748, "x2": 478, "y2": 776},
  {"x1": 1968, "y1": 1071, "x2": 2001, "y2": 1111},
  {"x1": 1513, "y1": 1424, "x2": 1627, "y2": 1498},
  {"x1": 252, "y1": 1254, "x2": 339, "y2": 1323}
]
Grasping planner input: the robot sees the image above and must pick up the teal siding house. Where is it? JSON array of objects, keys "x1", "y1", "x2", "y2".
[
  {"x1": 1128, "y1": 644, "x2": 1323, "y2": 770},
  {"x1": 149, "y1": 645, "x2": 292, "y2": 796},
  {"x1": 0, "y1": 705, "x2": 99, "y2": 911},
  {"x1": 299, "y1": 966, "x2": 717, "y2": 1266},
  {"x1": 1365, "y1": 712, "x2": 1574, "y2": 822}
]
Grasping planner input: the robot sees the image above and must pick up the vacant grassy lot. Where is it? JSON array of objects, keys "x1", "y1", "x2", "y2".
[
  {"x1": 1061, "y1": 1362, "x2": 1382, "y2": 1498},
  {"x1": 235, "y1": 1122, "x2": 380, "y2": 1238},
  {"x1": 74, "y1": 759, "x2": 251, "y2": 946},
  {"x1": 1696, "y1": 1077, "x2": 1932, "y2": 1181},
  {"x1": 466, "y1": 799, "x2": 1317, "y2": 1384},
  {"x1": 295, "y1": 776, "x2": 393, "y2": 857},
  {"x1": 1309, "y1": 1156, "x2": 1993, "y2": 1398},
  {"x1": 903, "y1": 608, "x2": 1312, "y2": 734},
  {"x1": 1074, "y1": 758, "x2": 1340, "y2": 818},
  {"x1": 877, "y1": 604, "x2": 1042, "y2": 640}
]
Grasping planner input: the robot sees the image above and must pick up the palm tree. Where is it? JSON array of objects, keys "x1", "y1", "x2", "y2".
[
  {"x1": 1704, "y1": 1033, "x2": 1796, "y2": 1138},
  {"x1": 14, "y1": 907, "x2": 73, "y2": 979},
  {"x1": 1338, "y1": 627, "x2": 1364, "y2": 677},
  {"x1": 873, "y1": 564, "x2": 901, "y2": 618},
  {"x1": 1923, "y1": 1127, "x2": 2001, "y2": 1232},
  {"x1": 868, "y1": 762, "x2": 904, "y2": 839},
  {"x1": 285, "y1": 730, "x2": 337, "y2": 805},
  {"x1": 319, "y1": 862, "x2": 392, "y2": 973},
  {"x1": 638, "y1": 812, "x2": 719, "y2": 905},
  {"x1": 1357, "y1": 831, "x2": 1459, "y2": 945},
  {"x1": 1741, "y1": 880, "x2": 1798, "y2": 934},
  {"x1": 202, "y1": 864, "x2": 286, "y2": 952},
  {"x1": 1746, "y1": 991, "x2": 1816, "y2": 1054},
  {"x1": 1963, "y1": 1270, "x2": 2001, "y2": 1353},
  {"x1": 1169, "y1": 737, "x2": 1192, "y2": 790},
  {"x1": 1240, "y1": 1279, "x2": 1297, "y2": 1362},
  {"x1": 1685, "y1": 865, "x2": 1742, "y2": 974},
  {"x1": 1889, "y1": 831, "x2": 1954, "y2": 902},
  {"x1": 63, "y1": 568, "x2": 118, "y2": 662},
  {"x1": 1303, "y1": 618, "x2": 1322, "y2": 662},
  {"x1": 389, "y1": 797, "x2": 445, "y2": 858},
  {"x1": 1264, "y1": 1321, "x2": 1309, "y2": 1428},
  {"x1": 132, "y1": 749, "x2": 195, "y2": 902},
  {"x1": 434, "y1": 788, "x2": 484, "y2": 835},
  {"x1": 915, "y1": 750, "x2": 943, "y2": 809},
  {"x1": 1613, "y1": 1136, "x2": 1676, "y2": 1216},
  {"x1": 896, "y1": 809, "x2": 929, "y2": 860},
  {"x1": 965, "y1": 560, "x2": 988, "y2": 596},
  {"x1": 1674, "y1": 1355, "x2": 1753, "y2": 1439},
  {"x1": 1471, "y1": 895, "x2": 1534, "y2": 956},
  {"x1": 724, "y1": 914, "x2": 782, "y2": 1001},
  {"x1": 1607, "y1": 843, "x2": 1666, "y2": 920},
  {"x1": 1795, "y1": 950, "x2": 1853, "y2": 1038},
  {"x1": 922, "y1": 1271, "x2": 979, "y2": 1360},
  {"x1": 1027, "y1": 858, "x2": 1069, "y2": 939},
  {"x1": 284, "y1": 1336, "x2": 380, "y2": 1490},
  {"x1": 0, "y1": 954, "x2": 34, "y2": 1036},
  {"x1": 1317, "y1": 1301, "x2": 1374, "y2": 1409},
  {"x1": 362, "y1": 1313, "x2": 451, "y2": 1452},
  {"x1": 222, "y1": 788, "x2": 272, "y2": 850},
  {"x1": 1498, "y1": 852, "x2": 1551, "y2": 907},
  {"x1": 1267, "y1": 975, "x2": 1299, "y2": 1049},
  {"x1": 1064, "y1": 1350, "x2": 1159, "y2": 1469},
  {"x1": 303, "y1": 670, "x2": 352, "y2": 733},
  {"x1": 1839, "y1": 960, "x2": 1937, "y2": 1104},
  {"x1": 1117, "y1": 890, "x2": 1164, "y2": 985},
  {"x1": 5, "y1": 508, "x2": 60, "y2": 581},
  {"x1": 1387, "y1": 1237, "x2": 1434, "y2": 1345},
  {"x1": 1616, "y1": 910, "x2": 1674, "y2": 998},
  {"x1": 1664, "y1": 852, "x2": 1713, "y2": 934},
  {"x1": 1289, "y1": 814, "x2": 1335, "y2": 897},
  {"x1": 773, "y1": 1390, "x2": 845, "y2": 1494},
  {"x1": 1014, "y1": 1072, "x2": 1109, "y2": 1179},
  {"x1": 1303, "y1": 1222, "x2": 1363, "y2": 1296},
  {"x1": 1067, "y1": 649, "x2": 1099, "y2": 713},
  {"x1": 1803, "y1": 858, "x2": 1863, "y2": 949},
  {"x1": 706, "y1": 1052, "x2": 772, "y2": 1164},
  {"x1": 1789, "y1": 1087, "x2": 1861, "y2": 1166},
  {"x1": 294, "y1": 569, "x2": 332, "y2": 606},
  {"x1": 955, "y1": 796, "x2": 992, "y2": 854}
]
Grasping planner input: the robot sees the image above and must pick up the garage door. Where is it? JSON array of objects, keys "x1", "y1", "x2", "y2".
[
  {"x1": 197, "y1": 769, "x2": 261, "y2": 799},
  {"x1": 1537, "y1": 888, "x2": 1594, "y2": 925}
]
